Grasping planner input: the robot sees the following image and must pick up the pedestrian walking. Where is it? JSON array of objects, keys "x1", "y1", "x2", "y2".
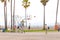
[
  {"x1": 28, "y1": 23, "x2": 30, "y2": 30},
  {"x1": 28, "y1": 25, "x2": 30, "y2": 30},
  {"x1": 20, "y1": 20, "x2": 25, "y2": 33}
]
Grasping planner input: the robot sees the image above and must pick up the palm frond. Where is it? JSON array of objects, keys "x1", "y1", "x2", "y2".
[
  {"x1": 23, "y1": 0, "x2": 28, "y2": 2},
  {"x1": 0, "y1": 0, "x2": 4, "y2": 2},
  {"x1": 8, "y1": 0, "x2": 10, "y2": 2}
]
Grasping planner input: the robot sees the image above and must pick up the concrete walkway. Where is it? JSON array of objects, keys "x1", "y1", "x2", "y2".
[{"x1": 0, "y1": 32, "x2": 60, "y2": 40}]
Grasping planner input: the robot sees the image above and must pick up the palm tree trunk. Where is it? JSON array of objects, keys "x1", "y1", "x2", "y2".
[
  {"x1": 25, "y1": 8, "x2": 27, "y2": 27},
  {"x1": 4, "y1": 0, "x2": 7, "y2": 30},
  {"x1": 43, "y1": 6, "x2": 45, "y2": 30},
  {"x1": 13, "y1": 0, "x2": 15, "y2": 29},
  {"x1": 54, "y1": 0, "x2": 59, "y2": 30},
  {"x1": 55, "y1": 0, "x2": 59, "y2": 25},
  {"x1": 11, "y1": 0, "x2": 12, "y2": 30}
]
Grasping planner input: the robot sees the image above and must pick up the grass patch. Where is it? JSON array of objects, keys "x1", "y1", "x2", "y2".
[
  {"x1": 24, "y1": 30, "x2": 58, "y2": 32},
  {"x1": 2, "y1": 29, "x2": 58, "y2": 32},
  {"x1": 4, "y1": 29, "x2": 11, "y2": 32},
  {"x1": 48, "y1": 30, "x2": 58, "y2": 32}
]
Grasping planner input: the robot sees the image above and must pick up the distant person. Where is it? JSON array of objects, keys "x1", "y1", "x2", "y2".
[
  {"x1": 28, "y1": 23, "x2": 31, "y2": 30},
  {"x1": 17, "y1": 26, "x2": 19, "y2": 29},
  {"x1": 20, "y1": 20, "x2": 25, "y2": 33},
  {"x1": 28, "y1": 25, "x2": 30, "y2": 30},
  {"x1": 58, "y1": 27, "x2": 60, "y2": 32},
  {"x1": 13, "y1": 25, "x2": 16, "y2": 30},
  {"x1": 17, "y1": 22, "x2": 23, "y2": 32},
  {"x1": 48, "y1": 27, "x2": 50, "y2": 29}
]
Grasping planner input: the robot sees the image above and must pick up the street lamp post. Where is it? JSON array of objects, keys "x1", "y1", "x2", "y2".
[
  {"x1": 40, "y1": 0, "x2": 49, "y2": 30},
  {"x1": 22, "y1": 0, "x2": 30, "y2": 27}
]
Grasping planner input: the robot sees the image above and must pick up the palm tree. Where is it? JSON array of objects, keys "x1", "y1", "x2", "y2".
[
  {"x1": 0, "y1": 0, "x2": 9, "y2": 30},
  {"x1": 40, "y1": 0, "x2": 49, "y2": 30},
  {"x1": 22, "y1": 0, "x2": 30, "y2": 27},
  {"x1": 13, "y1": 0, "x2": 15, "y2": 30},
  {"x1": 55, "y1": 0, "x2": 59, "y2": 30},
  {"x1": 11, "y1": 0, "x2": 12, "y2": 30}
]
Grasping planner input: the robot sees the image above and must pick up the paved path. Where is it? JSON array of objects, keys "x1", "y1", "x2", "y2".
[{"x1": 0, "y1": 32, "x2": 60, "y2": 40}]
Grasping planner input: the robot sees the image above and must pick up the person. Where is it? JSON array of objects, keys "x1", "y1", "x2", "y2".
[
  {"x1": 58, "y1": 27, "x2": 60, "y2": 32},
  {"x1": 28, "y1": 25, "x2": 30, "y2": 30},
  {"x1": 13, "y1": 25, "x2": 16, "y2": 30},
  {"x1": 28, "y1": 23, "x2": 30, "y2": 30},
  {"x1": 48, "y1": 27, "x2": 50, "y2": 29},
  {"x1": 17, "y1": 22, "x2": 23, "y2": 32},
  {"x1": 20, "y1": 20, "x2": 25, "y2": 33},
  {"x1": 17, "y1": 26, "x2": 19, "y2": 29}
]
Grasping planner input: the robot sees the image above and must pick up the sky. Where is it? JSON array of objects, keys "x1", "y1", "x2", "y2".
[{"x1": 0, "y1": 0, "x2": 60, "y2": 27}]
